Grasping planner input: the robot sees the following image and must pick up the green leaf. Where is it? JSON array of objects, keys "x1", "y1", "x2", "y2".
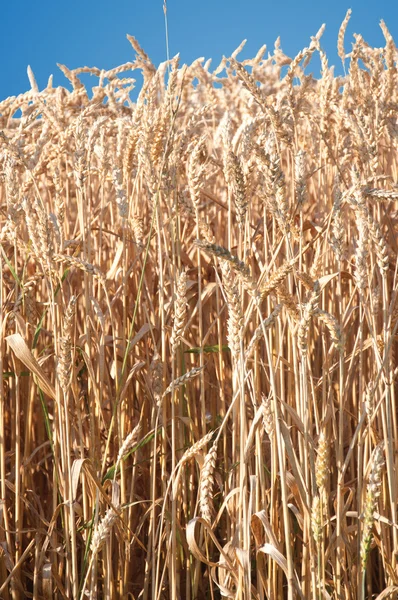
[
  {"x1": 185, "y1": 344, "x2": 230, "y2": 354},
  {"x1": 2, "y1": 371, "x2": 30, "y2": 378}
]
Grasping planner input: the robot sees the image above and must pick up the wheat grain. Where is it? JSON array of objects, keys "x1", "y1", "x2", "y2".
[
  {"x1": 260, "y1": 261, "x2": 295, "y2": 301},
  {"x1": 90, "y1": 507, "x2": 118, "y2": 556},
  {"x1": 315, "y1": 430, "x2": 329, "y2": 490},
  {"x1": 163, "y1": 366, "x2": 204, "y2": 397},
  {"x1": 360, "y1": 444, "x2": 385, "y2": 571},
  {"x1": 337, "y1": 9, "x2": 352, "y2": 66},
  {"x1": 199, "y1": 439, "x2": 218, "y2": 524},
  {"x1": 57, "y1": 295, "x2": 77, "y2": 393},
  {"x1": 298, "y1": 281, "x2": 321, "y2": 357},
  {"x1": 170, "y1": 269, "x2": 188, "y2": 356}
]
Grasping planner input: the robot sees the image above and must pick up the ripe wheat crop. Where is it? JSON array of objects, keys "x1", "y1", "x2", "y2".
[{"x1": 1, "y1": 12, "x2": 398, "y2": 600}]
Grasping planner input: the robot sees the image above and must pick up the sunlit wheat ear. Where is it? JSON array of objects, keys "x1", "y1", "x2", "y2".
[
  {"x1": 275, "y1": 284, "x2": 300, "y2": 321},
  {"x1": 261, "y1": 393, "x2": 275, "y2": 439},
  {"x1": 260, "y1": 260, "x2": 295, "y2": 301},
  {"x1": 130, "y1": 215, "x2": 144, "y2": 249},
  {"x1": 163, "y1": 365, "x2": 204, "y2": 398},
  {"x1": 221, "y1": 263, "x2": 243, "y2": 363},
  {"x1": 311, "y1": 495, "x2": 323, "y2": 546},
  {"x1": 195, "y1": 239, "x2": 256, "y2": 294},
  {"x1": 197, "y1": 219, "x2": 216, "y2": 244},
  {"x1": 112, "y1": 167, "x2": 128, "y2": 219},
  {"x1": 188, "y1": 135, "x2": 207, "y2": 209},
  {"x1": 296, "y1": 270, "x2": 315, "y2": 291},
  {"x1": 245, "y1": 304, "x2": 282, "y2": 361},
  {"x1": 298, "y1": 280, "x2": 321, "y2": 357},
  {"x1": 199, "y1": 439, "x2": 218, "y2": 524},
  {"x1": 170, "y1": 269, "x2": 188, "y2": 356},
  {"x1": 337, "y1": 9, "x2": 352, "y2": 67},
  {"x1": 150, "y1": 109, "x2": 169, "y2": 168},
  {"x1": 315, "y1": 430, "x2": 328, "y2": 490},
  {"x1": 364, "y1": 188, "x2": 398, "y2": 202},
  {"x1": 225, "y1": 150, "x2": 247, "y2": 230},
  {"x1": 179, "y1": 431, "x2": 215, "y2": 467},
  {"x1": 90, "y1": 506, "x2": 119, "y2": 557},
  {"x1": 360, "y1": 443, "x2": 385, "y2": 571},
  {"x1": 172, "y1": 430, "x2": 216, "y2": 501},
  {"x1": 22, "y1": 198, "x2": 41, "y2": 258},
  {"x1": 294, "y1": 149, "x2": 307, "y2": 208},
  {"x1": 229, "y1": 56, "x2": 268, "y2": 112},
  {"x1": 177, "y1": 190, "x2": 195, "y2": 219},
  {"x1": 12, "y1": 274, "x2": 41, "y2": 324},
  {"x1": 314, "y1": 308, "x2": 344, "y2": 354},
  {"x1": 53, "y1": 254, "x2": 106, "y2": 283},
  {"x1": 126, "y1": 34, "x2": 156, "y2": 76},
  {"x1": 309, "y1": 242, "x2": 323, "y2": 280},
  {"x1": 137, "y1": 128, "x2": 158, "y2": 197},
  {"x1": 268, "y1": 152, "x2": 290, "y2": 234},
  {"x1": 57, "y1": 295, "x2": 77, "y2": 394},
  {"x1": 115, "y1": 421, "x2": 142, "y2": 475},
  {"x1": 363, "y1": 209, "x2": 389, "y2": 274},
  {"x1": 72, "y1": 115, "x2": 87, "y2": 190},
  {"x1": 365, "y1": 381, "x2": 376, "y2": 422},
  {"x1": 371, "y1": 285, "x2": 380, "y2": 317},
  {"x1": 33, "y1": 197, "x2": 54, "y2": 266}
]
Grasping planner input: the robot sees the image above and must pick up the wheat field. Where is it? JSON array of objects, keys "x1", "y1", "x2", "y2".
[{"x1": 1, "y1": 12, "x2": 398, "y2": 600}]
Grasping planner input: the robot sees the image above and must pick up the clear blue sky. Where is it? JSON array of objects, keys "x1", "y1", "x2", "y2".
[{"x1": 1, "y1": 0, "x2": 397, "y2": 101}]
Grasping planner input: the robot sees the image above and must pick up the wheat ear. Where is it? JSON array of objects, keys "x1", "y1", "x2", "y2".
[{"x1": 199, "y1": 439, "x2": 218, "y2": 524}]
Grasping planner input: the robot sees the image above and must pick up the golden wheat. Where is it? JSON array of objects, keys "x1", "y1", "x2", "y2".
[{"x1": 0, "y1": 15, "x2": 398, "y2": 600}]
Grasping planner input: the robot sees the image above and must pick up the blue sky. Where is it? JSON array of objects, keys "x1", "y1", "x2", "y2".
[{"x1": 1, "y1": 0, "x2": 397, "y2": 101}]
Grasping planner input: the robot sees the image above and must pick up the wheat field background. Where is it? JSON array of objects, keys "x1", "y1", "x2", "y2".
[{"x1": 1, "y1": 11, "x2": 398, "y2": 600}]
